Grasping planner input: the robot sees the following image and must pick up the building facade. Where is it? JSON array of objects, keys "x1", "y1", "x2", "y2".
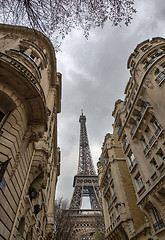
[
  {"x1": 97, "y1": 130, "x2": 150, "y2": 240},
  {"x1": 98, "y1": 37, "x2": 165, "y2": 240},
  {"x1": 0, "y1": 24, "x2": 62, "y2": 240}
]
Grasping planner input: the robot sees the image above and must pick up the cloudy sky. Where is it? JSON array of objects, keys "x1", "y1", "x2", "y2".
[{"x1": 56, "y1": 0, "x2": 165, "y2": 201}]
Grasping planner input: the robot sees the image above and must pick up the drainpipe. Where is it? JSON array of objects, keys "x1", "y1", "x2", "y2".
[{"x1": 9, "y1": 150, "x2": 35, "y2": 240}]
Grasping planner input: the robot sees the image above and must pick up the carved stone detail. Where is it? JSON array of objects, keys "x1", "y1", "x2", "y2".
[
  {"x1": 10, "y1": 151, "x2": 21, "y2": 179},
  {"x1": 144, "y1": 78, "x2": 154, "y2": 89}
]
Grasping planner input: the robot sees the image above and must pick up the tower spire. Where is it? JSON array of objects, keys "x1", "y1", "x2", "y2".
[{"x1": 78, "y1": 111, "x2": 95, "y2": 175}]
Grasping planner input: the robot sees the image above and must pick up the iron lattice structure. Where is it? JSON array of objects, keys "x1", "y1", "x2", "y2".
[
  {"x1": 69, "y1": 112, "x2": 104, "y2": 240},
  {"x1": 78, "y1": 113, "x2": 96, "y2": 175}
]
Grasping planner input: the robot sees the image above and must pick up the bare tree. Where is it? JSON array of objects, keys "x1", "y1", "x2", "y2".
[
  {"x1": 0, "y1": 0, "x2": 136, "y2": 40},
  {"x1": 54, "y1": 197, "x2": 73, "y2": 240}
]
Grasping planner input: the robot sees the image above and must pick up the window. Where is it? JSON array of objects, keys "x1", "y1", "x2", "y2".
[
  {"x1": 134, "y1": 173, "x2": 144, "y2": 190},
  {"x1": 0, "y1": 110, "x2": 5, "y2": 123},
  {"x1": 150, "y1": 158, "x2": 158, "y2": 170},
  {"x1": 128, "y1": 151, "x2": 135, "y2": 164},
  {"x1": 110, "y1": 186, "x2": 116, "y2": 200},
  {"x1": 141, "y1": 44, "x2": 149, "y2": 51},
  {"x1": 155, "y1": 68, "x2": 165, "y2": 85},
  {"x1": 149, "y1": 207, "x2": 165, "y2": 232},
  {"x1": 156, "y1": 149, "x2": 165, "y2": 162},
  {"x1": 123, "y1": 135, "x2": 129, "y2": 152},
  {"x1": 29, "y1": 53, "x2": 35, "y2": 60},
  {"x1": 127, "y1": 151, "x2": 136, "y2": 171},
  {"x1": 145, "y1": 127, "x2": 152, "y2": 139},
  {"x1": 0, "y1": 91, "x2": 16, "y2": 128},
  {"x1": 115, "y1": 205, "x2": 120, "y2": 218},
  {"x1": 0, "y1": 159, "x2": 11, "y2": 183},
  {"x1": 141, "y1": 136, "x2": 150, "y2": 155},
  {"x1": 141, "y1": 136, "x2": 148, "y2": 149},
  {"x1": 150, "y1": 207, "x2": 161, "y2": 223},
  {"x1": 117, "y1": 122, "x2": 122, "y2": 138},
  {"x1": 152, "y1": 118, "x2": 163, "y2": 136},
  {"x1": 153, "y1": 118, "x2": 162, "y2": 130}
]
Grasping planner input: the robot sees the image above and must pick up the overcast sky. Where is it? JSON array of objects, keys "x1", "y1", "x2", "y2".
[{"x1": 55, "y1": 0, "x2": 165, "y2": 202}]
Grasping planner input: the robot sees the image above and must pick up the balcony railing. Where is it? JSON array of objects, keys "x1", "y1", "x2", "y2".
[
  {"x1": 9, "y1": 49, "x2": 41, "y2": 79},
  {"x1": 130, "y1": 102, "x2": 151, "y2": 138},
  {"x1": 0, "y1": 53, "x2": 45, "y2": 104},
  {"x1": 153, "y1": 219, "x2": 165, "y2": 232}
]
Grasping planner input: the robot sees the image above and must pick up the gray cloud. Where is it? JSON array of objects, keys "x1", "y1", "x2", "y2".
[{"x1": 56, "y1": 0, "x2": 165, "y2": 201}]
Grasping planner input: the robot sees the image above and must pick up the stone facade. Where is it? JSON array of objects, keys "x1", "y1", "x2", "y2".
[
  {"x1": 98, "y1": 37, "x2": 165, "y2": 240},
  {"x1": 97, "y1": 130, "x2": 150, "y2": 240},
  {"x1": 0, "y1": 24, "x2": 61, "y2": 240}
]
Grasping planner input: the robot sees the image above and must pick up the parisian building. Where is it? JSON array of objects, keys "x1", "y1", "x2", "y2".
[
  {"x1": 0, "y1": 24, "x2": 62, "y2": 239},
  {"x1": 98, "y1": 37, "x2": 165, "y2": 240},
  {"x1": 97, "y1": 130, "x2": 150, "y2": 240}
]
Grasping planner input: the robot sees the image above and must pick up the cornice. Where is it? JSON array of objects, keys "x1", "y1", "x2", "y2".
[{"x1": 0, "y1": 24, "x2": 56, "y2": 86}]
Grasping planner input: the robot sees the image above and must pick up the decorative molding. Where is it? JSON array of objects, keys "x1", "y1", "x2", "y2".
[{"x1": 144, "y1": 79, "x2": 154, "y2": 89}]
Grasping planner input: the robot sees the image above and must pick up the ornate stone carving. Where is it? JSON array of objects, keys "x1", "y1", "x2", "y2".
[
  {"x1": 10, "y1": 151, "x2": 21, "y2": 179},
  {"x1": 144, "y1": 78, "x2": 154, "y2": 89},
  {"x1": 23, "y1": 126, "x2": 43, "y2": 144}
]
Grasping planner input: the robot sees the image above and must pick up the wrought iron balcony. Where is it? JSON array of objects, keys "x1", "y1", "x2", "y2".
[
  {"x1": 130, "y1": 102, "x2": 151, "y2": 138},
  {"x1": 153, "y1": 219, "x2": 165, "y2": 232}
]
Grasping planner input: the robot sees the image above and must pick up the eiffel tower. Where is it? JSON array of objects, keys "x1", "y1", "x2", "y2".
[{"x1": 69, "y1": 111, "x2": 104, "y2": 240}]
